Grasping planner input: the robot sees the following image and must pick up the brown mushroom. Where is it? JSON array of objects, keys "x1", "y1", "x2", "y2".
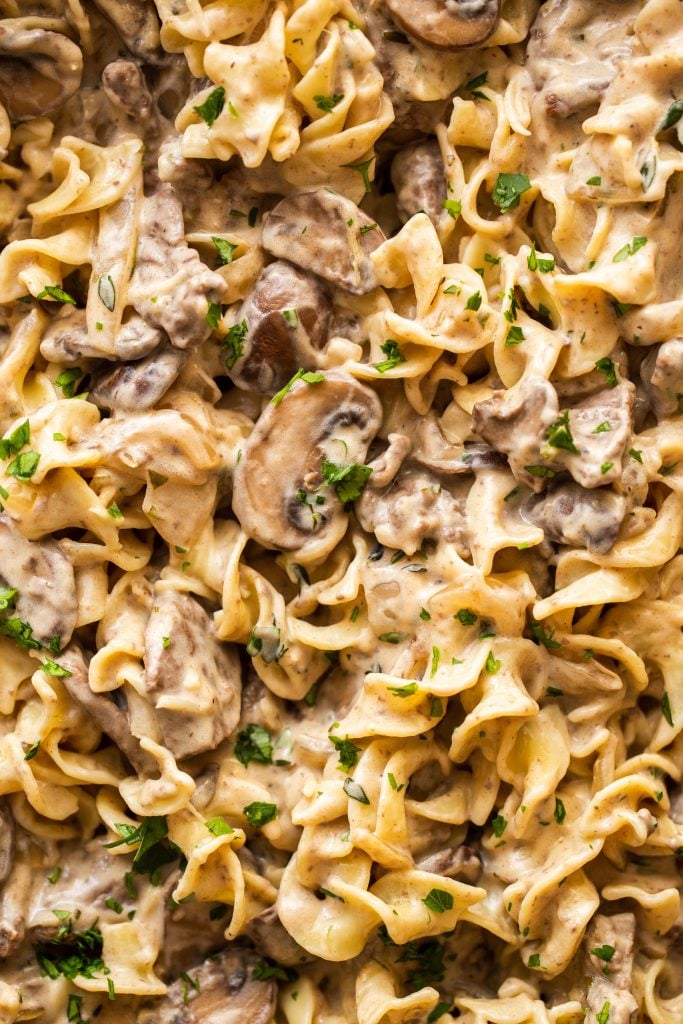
[
  {"x1": 40, "y1": 307, "x2": 164, "y2": 364},
  {"x1": 91, "y1": 0, "x2": 166, "y2": 65},
  {"x1": 232, "y1": 371, "x2": 382, "y2": 552},
  {"x1": 101, "y1": 59, "x2": 154, "y2": 121},
  {"x1": 143, "y1": 590, "x2": 242, "y2": 761},
  {"x1": 0, "y1": 515, "x2": 77, "y2": 648},
  {"x1": 0, "y1": 23, "x2": 82, "y2": 121},
  {"x1": 136, "y1": 949, "x2": 277, "y2": 1024},
  {"x1": 261, "y1": 190, "x2": 385, "y2": 295},
  {"x1": 90, "y1": 345, "x2": 186, "y2": 412},
  {"x1": 385, "y1": 0, "x2": 501, "y2": 49},
  {"x1": 228, "y1": 261, "x2": 332, "y2": 395}
]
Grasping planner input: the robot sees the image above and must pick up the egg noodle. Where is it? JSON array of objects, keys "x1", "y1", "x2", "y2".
[{"x1": 0, "y1": 1, "x2": 682, "y2": 1022}]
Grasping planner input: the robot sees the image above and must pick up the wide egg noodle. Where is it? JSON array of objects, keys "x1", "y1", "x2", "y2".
[{"x1": 0, "y1": 0, "x2": 681, "y2": 1023}]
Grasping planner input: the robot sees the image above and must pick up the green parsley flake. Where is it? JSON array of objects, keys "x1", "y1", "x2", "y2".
[
  {"x1": 40, "y1": 659, "x2": 72, "y2": 678},
  {"x1": 343, "y1": 778, "x2": 370, "y2": 804},
  {"x1": 211, "y1": 236, "x2": 237, "y2": 266},
  {"x1": 612, "y1": 236, "x2": 648, "y2": 263},
  {"x1": 193, "y1": 86, "x2": 225, "y2": 126},
  {"x1": 271, "y1": 368, "x2": 325, "y2": 404},
  {"x1": 422, "y1": 889, "x2": 454, "y2": 914},
  {"x1": 442, "y1": 198, "x2": 462, "y2": 219},
  {"x1": 37, "y1": 285, "x2": 76, "y2": 305},
  {"x1": 330, "y1": 734, "x2": 361, "y2": 772},
  {"x1": 527, "y1": 244, "x2": 555, "y2": 272},
  {"x1": 235, "y1": 724, "x2": 273, "y2": 767},
  {"x1": 97, "y1": 274, "x2": 116, "y2": 311},
  {"x1": 243, "y1": 801, "x2": 278, "y2": 828},
  {"x1": 321, "y1": 458, "x2": 372, "y2": 503},
  {"x1": 341, "y1": 157, "x2": 374, "y2": 192},
  {"x1": 466, "y1": 291, "x2": 482, "y2": 311},
  {"x1": 505, "y1": 325, "x2": 525, "y2": 346},
  {"x1": 373, "y1": 339, "x2": 406, "y2": 373},
  {"x1": 7, "y1": 451, "x2": 40, "y2": 481},
  {"x1": 314, "y1": 93, "x2": 344, "y2": 112},
  {"x1": 205, "y1": 816, "x2": 234, "y2": 836},
  {"x1": 492, "y1": 814, "x2": 507, "y2": 837},
  {"x1": 0, "y1": 420, "x2": 29, "y2": 460},
  {"x1": 546, "y1": 410, "x2": 578, "y2": 453},
  {"x1": 492, "y1": 172, "x2": 532, "y2": 213}
]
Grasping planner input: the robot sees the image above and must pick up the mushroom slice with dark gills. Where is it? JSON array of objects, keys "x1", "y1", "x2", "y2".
[
  {"x1": 143, "y1": 590, "x2": 242, "y2": 761},
  {"x1": 391, "y1": 140, "x2": 447, "y2": 226},
  {"x1": 90, "y1": 344, "x2": 186, "y2": 412},
  {"x1": 227, "y1": 261, "x2": 332, "y2": 395},
  {"x1": 0, "y1": 22, "x2": 83, "y2": 121},
  {"x1": 261, "y1": 189, "x2": 386, "y2": 295},
  {"x1": 0, "y1": 514, "x2": 77, "y2": 648},
  {"x1": 136, "y1": 948, "x2": 277, "y2": 1024},
  {"x1": 385, "y1": 0, "x2": 501, "y2": 48},
  {"x1": 232, "y1": 371, "x2": 382, "y2": 554}
]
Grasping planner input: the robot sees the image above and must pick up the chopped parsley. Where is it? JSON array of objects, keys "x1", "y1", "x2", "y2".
[
  {"x1": 321, "y1": 458, "x2": 372, "y2": 503},
  {"x1": 206, "y1": 301, "x2": 222, "y2": 329},
  {"x1": 107, "y1": 502, "x2": 123, "y2": 519},
  {"x1": 528, "y1": 953, "x2": 541, "y2": 968},
  {"x1": 554, "y1": 797, "x2": 566, "y2": 824},
  {"x1": 205, "y1": 816, "x2": 234, "y2": 837},
  {"x1": 0, "y1": 420, "x2": 30, "y2": 462},
  {"x1": 235, "y1": 724, "x2": 273, "y2": 767},
  {"x1": 421, "y1": 889, "x2": 454, "y2": 914},
  {"x1": 211, "y1": 236, "x2": 237, "y2": 266},
  {"x1": 374, "y1": 339, "x2": 406, "y2": 373},
  {"x1": 505, "y1": 325, "x2": 525, "y2": 346},
  {"x1": 252, "y1": 960, "x2": 297, "y2": 982},
  {"x1": 193, "y1": 86, "x2": 225, "y2": 126},
  {"x1": 98, "y1": 275, "x2": 116, "y2": 311},
  {"x1": 456, "y1": 608, "x2": 477, "y2": 626},
  {"x1": 596, "y1": 1002, "x2": 611, "y2": 1024},
  {"x1": 24, "y1": 740, "x2": 41, "y2": 761},
  {"x1": 465, "y1": 70, "x2": 490, "y2": 100},
  {"x1": 282, "y1": 308, "x2": 299, "y2": 328},
  {"x1": 612, "y1": 236, "x2": 648, "y2": 263},
  {"x1": 314, "y1": 93, "x2": 344, "y2": 112},
  {"x1": 592, "y1": 944, "x2": 616, "y2": 963},
  {"x1": 662, "y1": 692, "x2": 674, "y2": 727},
  {"x1": 546, "y1": 410, "x2": 578, "y2": 453},
  {"x1": 527, "y1": 244, "x2": 555, "y2": 272},
  {"x1": 378, "y1": 631, "x2": 407, "y2": 645},
  {"x1": 492, "y1": 814, "x2": 507, "y2": 838},
  {"x1": 486, "y1": 651, "x2": 501, "y2": 673},
  {"x1": 525, "y1": 464, "x2": 556, "y2": 479},
  {"x1": 466, "y1": 291, "x2": 482, "y2": 311},
  {"x1": 530, "y1": 622, "x2": 561, "y2": 649},
  {"x1": 0, "y1": 617, "x2": 42, "y2": 650},
  {"x1": 222, "y1": 319, "x2": 248, "y2": 370},
  {"x1": 40, "y1": 659, "x2": 72, "y2": 677},
  {"x1": 341, "y1": 157, "x2": 374, "y2": 192},
  {"x1": 36, "y1": 285, "x2": 76, "y2": 305},
  {"x1": 329, "y1": 734, "x2": 361, "y2": 772},
  {"x1": 271, "y1": 368, "x2": 325, "y2": 404},
  {"x1": 35, "y1": 923, "x2": 108, "y2": 981},
  {"x1": 586, "y1": 176, "x2": 602, "y2": 186},
  {"x1": 104, "y1": 816, "x2": 181, "y2": 885},
  {"x1": 243, "y1": 802, "x2": 278, "y2": 828},
  {"x1": 388, "y1": 681, "x2": 418, "y2": 697},
  {"x1": 442, "y1": 199, "x2": 462, "y2": 219},
  {"x1": 7, "y1": 449, "x2": 41, "y2": 481},
  {"x1": 659, "y1": 99, "x2": 683, "y2": 131},
  {"x1": 492, "y1": 172, "x2": 532, "y2": 213}
]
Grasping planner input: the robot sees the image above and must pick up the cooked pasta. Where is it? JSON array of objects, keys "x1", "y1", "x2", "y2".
[{"x1": 0, "y1": 1, "x2": 682, "y2": 1023}]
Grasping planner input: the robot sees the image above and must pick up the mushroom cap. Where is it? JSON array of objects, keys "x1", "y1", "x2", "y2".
[
  {"x1": 385, "y1": 0, "x2": 501, "y2": 49},
  {"x1": 230, "y1": 261, "x2": 332, "y2": 395},
  {"x1": 0, "y1": 23, "x2": 83, "y2": 121},
  {"x1": 90, "y1": 344, "x2": 186, "y2": 411},
  {"x1": 232, "y1": 371, "x2": 382, "y2": 554},
  {"x1": 261, "y1": 189, "x2": 385, "y2": 295}
]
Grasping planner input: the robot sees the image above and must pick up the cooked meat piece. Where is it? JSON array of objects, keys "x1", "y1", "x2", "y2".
[
  {"x1": 101, "y1": 59, "x2": 154, "y2": 120},
  {"x1": 584, "y1": 913, "x2": 638, "y2": 1024},
  {"x1": 261, "y1": 190, "x2": 385, "y2": 295},
  {"x1": 640, "y1": 338, "x2": 683, "y2": 420},
  {"x1": 357, "y1": 467, "x2": 469, "y2": 556},
  {"x1": 391, "y1": 140, "x2": 446, "y2": 226},
  {"x1": 232, "y1": 371, "x2": 382, "y2": 552},
  {"x1": 136, "y1": 949, "x2": 277, "y2": 1024},
  {"x1": 59, "y1": 647, "x2": 153, "y2": 773},
  {"x1": 244, "y1": 906, "x2": 314, "y2": 968},
  {"x1": 143, "y1": 590, "x2": 242, "y2": 761},
  {"x1": 0, "y1": 859, "x2": 28, "y2": 958},
  {"x1": 228, "y1": 262, "x2": 331, "y2": 395},
  {"x1": 522, "y1": 481, "x2": 627, "y2": 553},
  {"x1": 472, "y1": 377, "x2": 560, "y2": 491},
  {"x1": 416, "y1": 845, "x2": 481, "y2": 884},
  {"x1": 129, "y1": 186, "x2": 227, "y2": 350},
  {"x1": 40, "y1": 307, "x2": 163, "y2": 363},
  {"x1": 563, "y1": 383, "x2": 634, "y2": 488},
  {"x1": 526, "y1": 0, "x2": 638, "y2": 119},
  {"x1": 386, "y1": 0, "x2": 500, "y2": 49},
  {"x1": 90, "y1": 344, "x2": 186, "y2": 411},
  {"x1": 0, "y1": 515, "x2": 77, "y2": 647}
]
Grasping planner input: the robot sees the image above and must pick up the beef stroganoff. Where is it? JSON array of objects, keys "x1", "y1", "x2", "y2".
[{"x1": 0, "y1": 1, "x2": 682, "y2": 1022}]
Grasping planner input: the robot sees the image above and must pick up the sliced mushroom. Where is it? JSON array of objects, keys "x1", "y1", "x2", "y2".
[
  {"x1": 129, "y1": 187, "x2": 228, "y2": 350},
  {"x1": 0, "y1": 800, "x2": 14, "y2": 889},
  {"x1": 102, "y1": 59, "x2": 154, "y2": 121},
  {"x1": 59, "y1": 647, "x2": 153, "y2": 774},
  {"x1": 136, "y1": 949, "x2": 277, "y2": 1024},
  {"x1": 261, "y1": 190, "x2": 385, "y2": 295},
  {"x1": 91, "y1": 0, "x2": 166, "y2": 65},
  {"x1": 357, "y1": 466, "x2": 469, "y2": 556},
  {"x1": 416, "y1": 845, "x2": 481, "y2": 884},
  {"x1": 90, "y1": 345, "x2": 186, "y2": 412},
  {"x1": 244, "y1": 906, "x2": 314, "y2": 968},
  {"x1": 0, "y1": 23, "x2": 83, "y2": 121},
  {"x1": 228, "y1": 261, "x2": 332, "y2": 395},
  {"x1": 143, "y1": 590, "x2": 242, "y2": 761},
  {"x1": 385, "y1": 0, "x2": 501, "y2": 48},
  {"x1": 0, "y1": 515, "x2": 77, "y2": 647},
  {"x1": 40, "y1": 307, "x2": 164, "y2": 364},
  {"x1": 522, "y1": 481, "x2": 627, "y2": 554},
  {"x1": 232, "y1": 371, "x2": 382, "y2": 552},
  {"x1": 391, "y1": 140, "x2": 446, "y2": 225}
]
